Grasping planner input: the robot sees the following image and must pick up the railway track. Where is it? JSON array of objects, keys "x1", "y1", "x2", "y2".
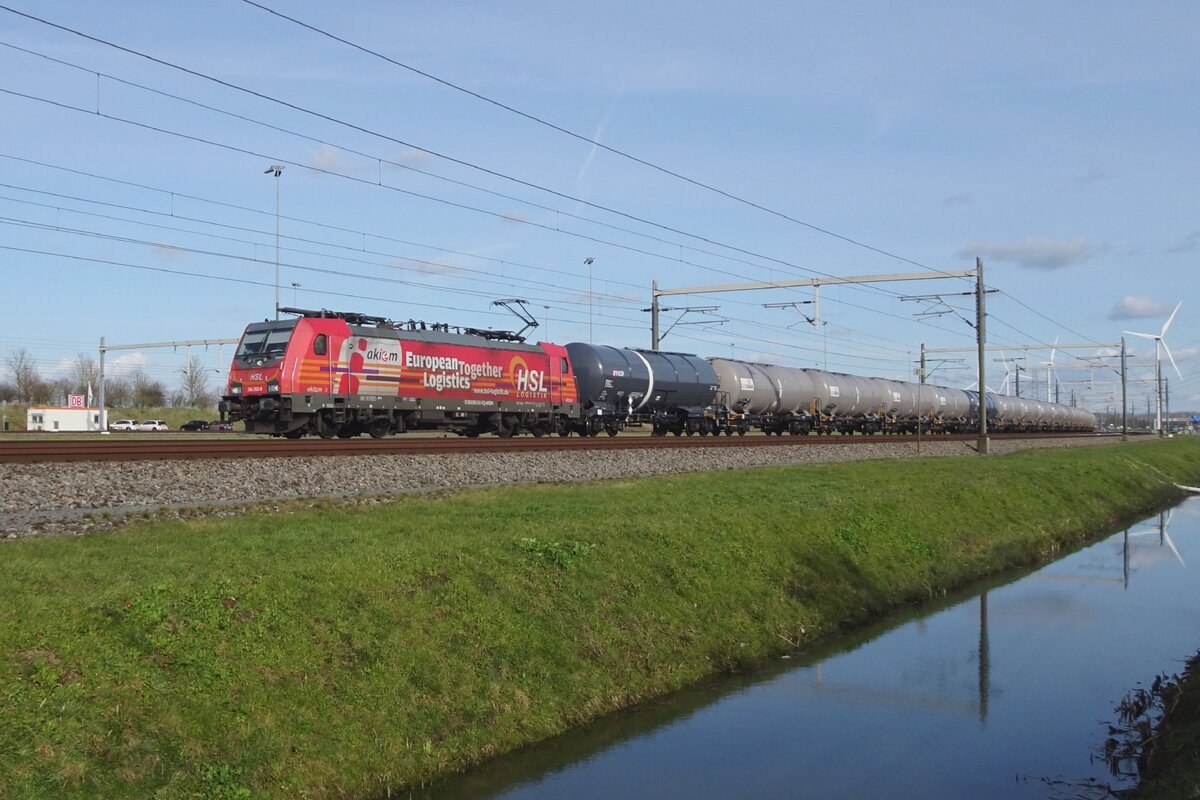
[{"x1": 0, "y1": 432, "x2": 1112, "y2": 464}]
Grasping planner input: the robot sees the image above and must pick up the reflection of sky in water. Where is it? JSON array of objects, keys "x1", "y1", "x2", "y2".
[{"x1": 421, "y1": 497, "x2": 1200, "y2": 800}]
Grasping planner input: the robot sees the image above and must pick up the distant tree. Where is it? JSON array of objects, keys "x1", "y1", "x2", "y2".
[
  {"x1": 0, "y1": 381, "x2": 16, "y2": 402},
  {"x1": 4, "y1": 348, "x2": 40, "y2": 403},
  {"x1": 104, "y1": 375, "x2": 132, "y2": 407},
  {"x1": 129, "y1": 367, "x2": 166, "y2": 408},
  {"x1": 27, "y1": 377, "x2": 54, "y2": 405},
  {"x1": 68, "y1": 353, "x2": 99, "y2": 398},
  {"x1": 50, "y1": 376, "x2": 73, "y2": 405},
  {"x1": 177, "y1": 354, "x2": 215, "y2": 408}
]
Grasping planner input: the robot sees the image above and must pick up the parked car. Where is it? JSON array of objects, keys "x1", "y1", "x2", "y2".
[
  {"x1": 109, "y1": 419, "x2": 138, "y2": 432},
  {"x1": 207, "y1": 420, "x2": 233, "y2": 432},
  {"x1": 180, "y1": 419, "x2": 211, "y2": 432},
  {"x1": 137, "y1": 420, "x2": 169, "y2": 432}
]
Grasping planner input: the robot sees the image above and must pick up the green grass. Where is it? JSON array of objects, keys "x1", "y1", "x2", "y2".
[{"x1": 1, "y1": 439, "x2": 1198, "y2": 798}]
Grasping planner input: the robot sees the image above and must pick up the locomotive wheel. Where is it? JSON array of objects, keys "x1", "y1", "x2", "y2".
[
  {"x1": 337, "y1": 428, "x2": 355, "y2": 439},
  {"x1": 367, "y1": 418, "x2": 390, "y2": 439},
  {"x1": 283, "y1": 428, "x2": 304, "y2": 439},
  {"x1": 316, "y1": 411, "x2": 338, "y2": 440},
  {"x1": 496, "y1": 415, "x2": 516, "y2": 438}
]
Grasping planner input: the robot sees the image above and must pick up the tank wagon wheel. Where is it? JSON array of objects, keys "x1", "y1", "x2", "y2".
[
  {"x1": 606, "y1": 426, "x2": 619, "y2": 437},
  {"x1": 367, "y1": 417, "x2": 390, "y2": 439},
  {"x1": 316, "y1": 411, "x2": 338, "y2": 440}
]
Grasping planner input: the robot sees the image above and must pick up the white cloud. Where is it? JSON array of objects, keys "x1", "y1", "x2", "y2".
[
  {"x1": 391, "y1": 257, "x2": 468, "y2": 277},
  {"x1": 310, "y1": 144, "x2": 348, "y2": 173},
  {"x1": 152, "y1": 242, "x2": 186, "y2": 262},
  {"x1": 1108, "y1": 296, "x2": 1174, "y2": 320},
  {"x1": 1068, "y1": 166, "x2": 1108, "y2": 186},
  {"x1": 108, "y1": 353, "x2": 148, "y2": 377},
  {"x1": 1167, "y1": 231, "x2": 1199, "y2": 254},
  {"x1": 309, "y1": 144, "x2": 377, "y2": 176},
  {"x1": 956, "y1": 237, "x2": 1095, "y2": 270}
]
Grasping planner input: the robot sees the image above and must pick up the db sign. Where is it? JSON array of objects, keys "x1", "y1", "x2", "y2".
[{"x1": 67, "y1": 394, "x2": 85, "y2": 408}]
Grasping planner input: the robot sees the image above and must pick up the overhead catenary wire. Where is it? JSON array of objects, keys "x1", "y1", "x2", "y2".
[
  {"x1": 0, "y1": 153, "x2": 970, "y2": 356},
  {"x1": 0, "y1": 11, "x2": 954, "y2": 292},
  {"x1": 0, "y1": 7, "x2": 1132, "y2": 388}
]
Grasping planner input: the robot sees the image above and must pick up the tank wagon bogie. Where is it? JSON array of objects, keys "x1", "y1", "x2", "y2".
[{"x1": 223, "y1": 309, "x2": 1098, "y2": 440}]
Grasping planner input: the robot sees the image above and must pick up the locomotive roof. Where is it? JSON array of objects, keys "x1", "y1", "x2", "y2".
[{"x1": 344, "y1": 323, "x2": 544, "y2": 352}]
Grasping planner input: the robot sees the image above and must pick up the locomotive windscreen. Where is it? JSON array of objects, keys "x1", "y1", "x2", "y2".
[{"x1": 235, "y1": 321, "x2": 296, "y2": 364}]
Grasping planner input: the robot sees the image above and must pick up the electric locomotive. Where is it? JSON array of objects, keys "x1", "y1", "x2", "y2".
[{"x1": 222, "y1": 308, "x2": 579, "y2": 438}]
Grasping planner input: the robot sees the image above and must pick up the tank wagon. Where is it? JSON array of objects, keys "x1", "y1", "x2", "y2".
[
  {"x1": 222, "y1": 309, "x2": 1097, "y2": 438},
  {"x1": 565, "y1": 343, "x2": 718, "y2": 436}
]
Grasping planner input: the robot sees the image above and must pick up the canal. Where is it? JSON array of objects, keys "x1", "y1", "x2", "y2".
[{"x1": 420, "y1": 497, "x2": 1200, "y2": 799}]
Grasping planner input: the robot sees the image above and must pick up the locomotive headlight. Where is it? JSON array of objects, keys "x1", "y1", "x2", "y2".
[
  {"x1": 267, "y1": 381, "x2": 280, "y2": 393},
  {"x1": 230, "y1": 383, "x2": 243, "y2": 395}
]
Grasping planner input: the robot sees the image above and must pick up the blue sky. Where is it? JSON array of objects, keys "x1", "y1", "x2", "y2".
[{"x1": 1, "y1": 1, "x2": 1196, "y2": 414}]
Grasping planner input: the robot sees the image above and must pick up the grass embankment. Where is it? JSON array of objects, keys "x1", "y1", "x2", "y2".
[{"x1": 2, "y1": 439, "x2": 1199, "y2": 798}]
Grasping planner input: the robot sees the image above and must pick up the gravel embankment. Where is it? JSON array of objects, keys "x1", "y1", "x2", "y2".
[{"x1": 0, "y1": 437, "x2": 1115, "y2": 540}]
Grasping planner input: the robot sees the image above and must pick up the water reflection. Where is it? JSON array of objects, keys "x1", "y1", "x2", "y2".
[{"x1": 416, "y1": 498, "x2": 1199, "y2": 800}]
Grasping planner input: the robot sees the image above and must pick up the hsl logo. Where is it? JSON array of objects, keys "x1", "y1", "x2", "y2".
[{"x1": 514, "y1": 365, "x2": 546, "y2": 392}]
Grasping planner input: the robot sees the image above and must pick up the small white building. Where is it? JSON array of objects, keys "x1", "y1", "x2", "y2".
[{"x1": 26, "y1": 406, "x2": 106, "y2": 432}]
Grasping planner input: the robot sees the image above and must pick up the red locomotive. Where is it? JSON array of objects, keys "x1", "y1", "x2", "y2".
[{"x1": 223, "y1": 308, "x2": 580, "y2": 438}]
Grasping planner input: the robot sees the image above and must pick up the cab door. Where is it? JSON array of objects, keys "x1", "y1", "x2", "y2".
[{"x1": 543, "y1": 343, "x2": 576, "y2": 407}]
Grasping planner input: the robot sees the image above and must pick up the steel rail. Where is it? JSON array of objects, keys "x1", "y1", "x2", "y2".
[{"x1": 0, "y1": 432, "x2": 1112, "y2": 465}]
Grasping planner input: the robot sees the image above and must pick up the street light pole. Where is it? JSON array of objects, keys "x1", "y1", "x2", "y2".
[
  {"x1": 264, "y1": 164, "x2": 285, "y2": 319},
  {"x1": 584, "y1": 257, "x2": 594, "y2": 343}
]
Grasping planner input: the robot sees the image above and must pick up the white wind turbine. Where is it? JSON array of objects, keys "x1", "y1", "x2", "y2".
[
  {"x1": 994, "y1": 351, "x2": 1016, "y2": 396},
  {"x1": 1124, "y1": 301, "x2": 1183, "y2": 436},
  {"x1": 1039, "y1": 337, "x2": 1059, "y2": 402}
]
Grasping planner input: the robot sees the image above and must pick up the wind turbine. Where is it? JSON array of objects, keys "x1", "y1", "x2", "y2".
[
  {"x1": 1039, "y1": 337, "x2": 1059, "y2": 403},
  {"x1": 1128, "y1": 509, "x2": 1185, "y2": 568},
  {"x1": 993, "y1": 352, "x2": 1016, "y2": 396},
  {"x1": 1124, "y1": 301, "x2": 1183, "y2": 436}
]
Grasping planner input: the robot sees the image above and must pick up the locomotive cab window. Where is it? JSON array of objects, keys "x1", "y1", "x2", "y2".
[
  {"x1": 313, "y1": 334, "x2": 327, "y2": 355},
  {"x1": 236, "y1": 324, "x2": 295, "y2": 362},
  {"x1": 561, "y1": 357, "x2": 570, "y2": 373}
]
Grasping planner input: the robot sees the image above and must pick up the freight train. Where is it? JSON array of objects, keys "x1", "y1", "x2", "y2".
[{"x1": 221, "y1": 308, "x2": 1097, "y2": 439}]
